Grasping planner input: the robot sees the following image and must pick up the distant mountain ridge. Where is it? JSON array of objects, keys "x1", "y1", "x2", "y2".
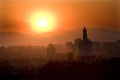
[{"x1": 0, "y1": 28, "x2": 120, "y2": 46}]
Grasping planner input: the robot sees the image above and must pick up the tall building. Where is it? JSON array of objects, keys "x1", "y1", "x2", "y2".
[
  {"x1": 74, "y1": 38, "x2": 81, "y2": 56},
  {"x1": 46, "y1": 44, "x2": 56, "y2": 61},
  {"x1": 79, "y1": 27, "x2": 93, "y2": 56}
]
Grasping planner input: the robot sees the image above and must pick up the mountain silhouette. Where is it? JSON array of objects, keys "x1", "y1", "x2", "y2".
[{"x1": 0, "y1": 28, "x2": 120, "y2": 46}]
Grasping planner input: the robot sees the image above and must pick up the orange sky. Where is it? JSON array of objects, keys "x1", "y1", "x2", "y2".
[{"x1": 0, "y1": 0, "x2": 120, "y2": 34}]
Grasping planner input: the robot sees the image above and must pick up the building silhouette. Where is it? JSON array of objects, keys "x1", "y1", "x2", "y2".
[
  {"x1": 79, "y1": 27, "x2": 93, "y2": 56},
  {"x1": 74, "y1": 38, "x2": 82, "y2": 56},
  {"x1": 92, "y1": 41, "x2": 102, "y2": 56},
  {"x1": 102, "y1": 42, "x2": 119, "y2": 57},
  {"x1": 47, "y1": 44, "x2": 56, "y2": 61}
]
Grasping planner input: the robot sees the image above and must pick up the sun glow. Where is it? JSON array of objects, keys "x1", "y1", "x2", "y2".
[
  {"x1": 38, "y1": 18, "x2": 47, "y2": 28},
  {"x1": 29, "y1": 11, "x2": 57, "y2": 33}
]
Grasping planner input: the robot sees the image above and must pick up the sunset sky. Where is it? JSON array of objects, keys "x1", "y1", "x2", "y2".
[{"x1": 0, "y1": 0, "x2": 120, "y2": 34}]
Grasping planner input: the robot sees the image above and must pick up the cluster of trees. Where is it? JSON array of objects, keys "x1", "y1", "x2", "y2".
[{"x1": 0, "y1": 57, "x2": 120, "y2": 80}]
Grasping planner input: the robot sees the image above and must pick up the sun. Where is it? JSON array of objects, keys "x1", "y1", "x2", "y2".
[
  {"x1": 38, "y1": 18, "x2": 47, "y2": 28},
  {"x1": 29, "y1": 11, "x2": 57, "y2": 33}
]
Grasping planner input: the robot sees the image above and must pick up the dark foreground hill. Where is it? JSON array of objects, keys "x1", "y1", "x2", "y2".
[{"x1": 0, "y1": 57, "x2": 120, "y2": 80}]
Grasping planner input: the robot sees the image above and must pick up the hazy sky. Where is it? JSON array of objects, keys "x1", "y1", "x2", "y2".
[{"x1": 0, "y1": 0, "x2": 120, "y2": 34}]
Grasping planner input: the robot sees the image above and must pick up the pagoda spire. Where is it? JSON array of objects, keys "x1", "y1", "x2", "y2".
[{"x1": 83, "y1": 26, "x2": 88, "y2": 40}]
